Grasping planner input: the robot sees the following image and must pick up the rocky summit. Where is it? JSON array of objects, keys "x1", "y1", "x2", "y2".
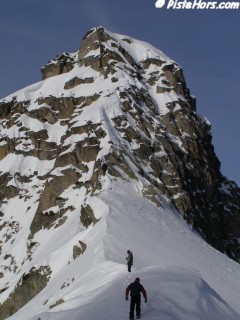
[{"x1": 0, "y1": 27, "x2": 240, "y2": 319}]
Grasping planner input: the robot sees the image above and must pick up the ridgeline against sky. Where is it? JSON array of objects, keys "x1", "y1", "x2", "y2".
[{"x1": 0, "y1": 27, "x2": 240, "y2": 320}]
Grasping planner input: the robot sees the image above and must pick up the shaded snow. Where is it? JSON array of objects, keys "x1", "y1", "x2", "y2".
[{"x1": 6, "y1": 180, "x2": 240, "y2": 320}]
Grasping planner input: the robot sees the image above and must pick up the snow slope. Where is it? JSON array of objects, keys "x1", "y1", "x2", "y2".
[
  {"x1": 1, "y1": 27, "x2": 240, "y2": 320},
  {"x1": 7, "y1": 180, "x2": 240, "y2": 320}
]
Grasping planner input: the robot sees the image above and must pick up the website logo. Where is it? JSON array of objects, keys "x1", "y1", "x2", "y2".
[
  {"x1": 155, "y1": 0, "x2": 166, "y2": 7},
  {"x1": 155, "y1": 0, "x2": 240, "y2": 9}
]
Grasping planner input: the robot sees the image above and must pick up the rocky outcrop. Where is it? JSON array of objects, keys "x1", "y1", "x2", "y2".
[
  {"x1": 64, "y1": 76, "x2": 94, "y2": 90},
  {"x1": 0, "y1": 266, "x2": 51, "y2": 320},
  {"x1": 73, "y1": 241, "x2": 87, "y2": 259},
  {"x1": 41, "y1": 53, "x2": 76, "y2": 80}
]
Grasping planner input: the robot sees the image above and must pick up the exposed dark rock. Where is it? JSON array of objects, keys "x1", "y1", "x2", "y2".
[
  {"x1": 0, "y1": 174, "x2": 19, "y2": 200},
  {"x1": 30, "y1": 168, "x2": 80, "y2": 235},
  {"x1": 41, "y1": 53, "x2": 75, "y2": 80},
  {"x1": 73, "y1": 241, "x2": 87, "y2": 259},
  {"x1": 27, "y1": 107, "x2": 58, "y2": 124},
  {"x1": 49, "y1": 298, "x2": 64, "y2": 309},
  {"x1": 0, "y1": 99, "x2": 28, "y2": 120},
  {"x1": 0, "y1": 266, "x2": 51, "y2": 320},
  {"x1": 0, "y1": 137, "x2": 16, "y2": 160},
  {"x1": 64, "y1": 76, "x2": 95, "y2": 89},
  {"x1": 80, "y1": 205, "x2": 98, "y2": 228}
]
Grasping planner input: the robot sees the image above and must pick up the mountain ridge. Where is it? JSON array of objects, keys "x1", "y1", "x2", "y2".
[{"x1": 0, "y1": 26, "x2": 240, "y2": 319}]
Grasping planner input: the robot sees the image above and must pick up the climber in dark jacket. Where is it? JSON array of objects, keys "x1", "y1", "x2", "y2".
[
  {"x1": 125, "y1": 277, "x2": 147, "y2": 320},
  {"x1": 126, "y1": 250, "x2": 133, "y2": 272}
]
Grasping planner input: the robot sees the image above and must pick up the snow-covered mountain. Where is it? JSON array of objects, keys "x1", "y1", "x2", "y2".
[{"x1": 0, "y1": 27, "x2": 240, "y2": 320}]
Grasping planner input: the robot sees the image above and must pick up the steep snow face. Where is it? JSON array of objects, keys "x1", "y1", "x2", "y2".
[
  {"x1": 6, "y1": 180, "x2": 240, "y2": 320},
  {"x1": 0, "y1": 27, "x2": 240, "y2": 319}
]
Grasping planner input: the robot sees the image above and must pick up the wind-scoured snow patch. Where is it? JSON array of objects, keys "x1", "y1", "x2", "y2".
[
  {"x1": 0, "y1": 154, "x2": 55, "y2": 176},
  {"x1": 107, "y1": 29, "x2": 173, "y2": 65},
  {"x1": 136, "y1": 267, "x2": 240, "y2": 320}
]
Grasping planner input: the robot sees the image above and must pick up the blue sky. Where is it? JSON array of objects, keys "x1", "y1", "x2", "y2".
[{"x1": 0, "y1": 0, "x2": 239, "y2": 185}]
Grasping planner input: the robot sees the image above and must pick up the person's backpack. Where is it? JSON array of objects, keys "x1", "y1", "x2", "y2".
[{"x1": 129, "y1": 252, "x2": 133, "y2": 264}]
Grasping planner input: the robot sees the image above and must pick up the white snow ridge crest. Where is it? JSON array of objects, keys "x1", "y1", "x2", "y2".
[{"x1": 0, "y1": 27, "x2": 240, "y2": 320}]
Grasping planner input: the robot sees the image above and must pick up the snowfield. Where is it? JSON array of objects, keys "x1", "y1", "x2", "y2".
[{"x1": 7, "y1": 180, "x2": 240, "y2": 320}]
